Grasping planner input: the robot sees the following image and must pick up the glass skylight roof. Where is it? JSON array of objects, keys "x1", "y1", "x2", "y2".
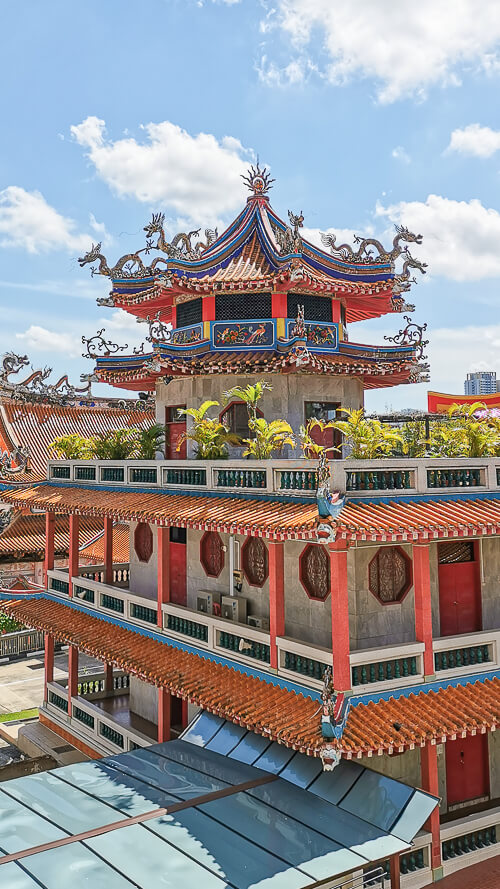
[{"x1": 0, "y1": 713, "x2": 438, "y2": 889}]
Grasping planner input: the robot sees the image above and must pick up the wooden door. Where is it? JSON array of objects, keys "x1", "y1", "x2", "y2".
[
  {"x1": 165, "y1": 406, "x2": 186, "y2": 459},
  {"x1": 438, "y1": 561, "x2": 481, "y2": 636},
  {"x1": 169, "y1": 528, "x2": 186, "y2": 606},
  {"x1": 445, "y1": 733, "x2": 489, "y2": 806}
]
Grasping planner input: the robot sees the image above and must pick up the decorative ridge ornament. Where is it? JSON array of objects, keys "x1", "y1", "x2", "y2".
[
  {"x1": 320, "y1": 666, "x2": 351, "y2": 750},
  {"x1": 241, "y1": 163, "x2": 275, "y2": 196},
  {"x1": 384, "y1": 316, "x2": 429, "y2": 361},
  {"x1": 82, "y1": 329, "x2": 129, "y2": 359},
  {"x1": 0, "y1": 353, "x2": 30, "y2": 384},
  {"x1": 136, "y1": 312, "x2": 172, "y2": 345},
  {"x1": 320, "y1": 223, "x2": 423, "y2": 266}
]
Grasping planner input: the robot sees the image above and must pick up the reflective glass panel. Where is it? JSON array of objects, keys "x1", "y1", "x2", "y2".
[
  {"x1": 308, "y1": 759, "x2": 363, "y2": 804},
  {"x1": 54, "y1": 761, "x2": 168, "y2": 817},
  {"x1": 228, "y1": 731, "x2": 271, "y2": 765},
  {"x1": 391, "y1": 791, "x2": 437, "y2": 842},
  {"x1": 24, "y1": 843, "x2": 137, "y2": 889},
  {"x1": 340, "y1": 769, "x2": 413, "y2": 831},
  {"x1": 0, "y1": 789, "x2": 66, "y2": 853},
  {"x1": 253, "y1": 742, "x2": 295, "y2": 774},
  {"x1": 180, "y1": 711, "x2": 225, "y2": 747},
  {"x1": 279, "y1": 753, "x2": 323, "y2": 789},
  {"x1": 206, "y1": 722, "x2": 247, "y2": 756}
]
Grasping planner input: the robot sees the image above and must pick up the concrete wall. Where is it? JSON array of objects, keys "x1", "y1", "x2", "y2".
[
  {"x1": 129, "y1": 676, "x2": 158, "y2": 723},
  {"x1": 349, "y1": 544, "x2": 417, "y2": 651},
  {"x1": 488, "y1": 730, "x2": 500, "y2": 800},
  {"x1": 479, "y1": 538, "x2": 500, "y2": 630},
  {"x1": 128, "y1": 522, "x2": 158, "y2": 601},
  {"x1": 364, "y1": 747, "x2": 421, "y2": 789},
  {"x1": 156, "y1": 373, "x2": 364, "y2": 457},
  {"x1": 283, "y1": 540, "x2": 332, "y2": 648}
]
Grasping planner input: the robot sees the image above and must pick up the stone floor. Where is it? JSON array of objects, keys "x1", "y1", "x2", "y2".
[
  {"x1": 437, "y1": 856, "x2": 500, "y2": 888},
  {"x1": 93, "y1": 694, "x2": 157, "y2": 740}
]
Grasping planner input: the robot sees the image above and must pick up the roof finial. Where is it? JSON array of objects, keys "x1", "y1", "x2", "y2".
[{"x1": 241, "y1": 163, "x2": 275, "y2": 196}]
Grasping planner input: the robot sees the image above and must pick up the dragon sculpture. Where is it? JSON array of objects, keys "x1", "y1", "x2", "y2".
[
  {"x1": 0, "y1": 445, "x2": 30, "y2": 477},
  {"x1": 273, "y1": 210, "x2": 304, "y2": 255},
  {"x1": 320, "y1": 224, "x2": 423, "y2": 264},
  {"x1": 78, "y1": 242, "x2": 152, "y2": 279},
  {"x1": 143, "y1": 212, "x2": 218, "y2": 264},
  {"x1": 392, "y1": 254, "x2": 428, "y2": 293},
  {"x1": 0, "y1": 353, "x2": 29, "y2": 384},
  {"x1": 7, "y1": 366, "x2": 93, "y2": 405}
]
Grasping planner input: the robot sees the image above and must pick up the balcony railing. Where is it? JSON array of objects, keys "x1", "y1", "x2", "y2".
[
  {"x1": 44, "y1": 570, "x2": 500, "y2": 694},
  {"x1": 47, "y1": 457, "x2": 500, "y2": 497},
  {"x1": 44, "y1": 680, "x2": 154, "y2": 755}
]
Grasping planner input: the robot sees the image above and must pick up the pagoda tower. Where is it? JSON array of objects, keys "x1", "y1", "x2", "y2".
[{"x1": 80, "y1": 164, "x2": 428, "y2": 453}]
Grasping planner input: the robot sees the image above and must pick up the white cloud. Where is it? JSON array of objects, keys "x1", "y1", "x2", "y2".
[
  {"x1": 447, "y1": 123, "x2": 500, "y2": 157},
  {"x1": 16, "y1": 326, "x2": 82, "y2": 357},
  {"x1": 392, "y1": 146, "x2": 411, "y2": 164},
  {"x1": 262, "y1": 0, "x2": 500, "y2": 102},
  {"x1": 376, "y1": 194, "x2": 500, "y2": 281},
  {"x1": 71, "y1": 116, "x2": 255, "y2": 223},
  {"x1": 0, "y1": 186, "x2": 92, "y2": 254}
]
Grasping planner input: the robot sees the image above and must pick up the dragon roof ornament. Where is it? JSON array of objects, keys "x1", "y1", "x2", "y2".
[{"x1": 0, "y1": 353, "x2": 93, "y2": 407}]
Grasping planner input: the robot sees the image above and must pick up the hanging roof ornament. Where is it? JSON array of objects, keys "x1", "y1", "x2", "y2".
[{"x1": 241, "y1": 163, "x2": 275, "y2": 197}]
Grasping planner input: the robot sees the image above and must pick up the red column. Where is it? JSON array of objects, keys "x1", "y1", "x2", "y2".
[
  {"x1": 68, "y1": 515, "x2": 80, "y2": 597},
  {"x1": 171, "y1": 304, "x2": 177, "y2": 328},
  {"x1": 329, "y1": 542, "x2": 351, "y2": 693},
  {"x1": 181, "y1": 699, "x2": 189, "y2": 729},
  {"x1": 44, "y1": 633, "x2": 54, "y2": 702},
  {"x1": 268, "y1": 541, "x2": 285, "y2": 670},
  {"x1": 67, "y1": 645, "x2": 79, "y2": 716},
  {"x1": 158, "y1": 687, "x2": 171, "y2": 742},
  {"x1": 44, "y1": 513, "x2": 55, "y2": 586},
  {"x1": 421, "y1": 743, "x2": 442, "y2": 873},
  {"x1": 103, "y1": 517, "x2": 113, "y2": 586},
  {"x1": 389, "y1": 855, "x2": 401, "y2": 889},
  {"x1": 104, "y1": 662, "x2": 114, "y2": 693},
  {"x1": 157, "y1": 527, "x2": 170, "y2": 627},
  {"x1": 202, "y1": 295, "x2": 216, "y2": 321},
  {"x1": 271, "y1": 291, "x2": 287, "y2": 318},
  {"x1": 413, "y1": 544, "x2": 434, "y2": 678},
  {"x1": 331, "y1": 300, "x2": 341, "y2": 322}
]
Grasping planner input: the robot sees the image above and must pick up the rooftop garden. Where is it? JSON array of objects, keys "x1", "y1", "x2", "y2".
[{"x1": 50, "y1": 386, "x2": 500, "y2": 461}]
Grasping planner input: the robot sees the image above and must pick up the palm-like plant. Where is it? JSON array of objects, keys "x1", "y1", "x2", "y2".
[
  {"x1": 298, "y1": 418, "x2": 338, "y2": 459},
  {"x1": 136, "y1": 424, "x2": 166, "y2": 460},
  {"x1": 176, "y1": 401, "x2": 240, "y2": 459},
  {"x1": 91, "y1": 429, "x2": 139, "y2": 460},
  {"x1": 242, "y1": 418, "x2": 295, "y2": 459},
  {"x1": 330, "y1": 408, "x2": 403, "y2": 459},
  {"x1": 429, "y1": 402, "x2": 500, "y2": 458},
  {"x1": 49, "y1": 434, "x2": 95, "y2": 459},
  {"x1": 222, "y1": 381, "x2": 272, "y2": 423}
]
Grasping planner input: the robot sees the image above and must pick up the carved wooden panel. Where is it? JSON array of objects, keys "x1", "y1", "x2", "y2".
[
  {"x1": 134, "y1": 522, "x2": 153, "y2": 563},
  {"x1": 242, "y1": 537, "x2": 268, "y2": 587},
  {"x1": 300, "y1": 544, "x2": 330, "y2": 601},
  {"x1": 200, "y1": 531, "x2": 224, "y2": 578},
  {"x1": 368, "y1": 546, "x2": 411, "y2": 603}
]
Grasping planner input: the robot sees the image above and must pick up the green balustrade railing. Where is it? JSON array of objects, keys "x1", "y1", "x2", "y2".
[
  {"x1": 279, "y1": 470, "x2": 317, "y2": 491},
  {"x1": 50, "y1": 578, "x2": 69, "y2": 595},
  {"x1": 346, "y1": 470, "x2": 412, "y2": 491},
  {"x1": 167, "y1": 614, "x2": 208, "y2": 642},
  {"x1": 101, "y1": 466, "x2": 125, "y2": 482},
  {"x1": 101, "y1": 594, "x2": 124, "y2": 614},
  {"x1": 283, "y1": 650, "x2": 329, "y2": 680},
  {"x1": 427, "y1": 468, "x2": 482, "y2": 488},
  {"x1": 442, "y1": 826, "x2": 497, "y2": 860},
  {"x1": 78, "y1": 674, "x2": 130, "y2": 696},
  {"x1": 166, "y1": 467, "x2": 207, "y2": 486},
  {"x1": 130, "y1": 467, "x2": 157, "y2": 484},
  {"x1": 130, "y1": 603, "x2": 157, "y2": 624},
  {"x1": 400, "y1": 848, "x2": 426, "y2": 874},
  {"x1": 73, "y1": 586, "x2": 95, "y2": 603},
  {"x1": 435, "y1": 644, "x2": 491, "y2": 672},
  {"x1": 129, "y1": 741, "x2": 142, "y2": 751},
  {"x1": 73, "y1": 706, "x2": 95, "y2": 728},
  {"x1": 216, "y1": 469, "x2": 267, "y2": 489},
  {"x1": 51, "y1": 465, "x2": 71, "y2": 479},
  {"x1": 75, "y1": 465, "x2": 96, "y2": 480},
  {"x1": 99, "y1": 722, "x2": 124, "y2": 748},
  {"x1": 49, "y1": 691, "x2": 68, "y2": 713},
  {"x1": 351, "y1": 656, "x2": 418, "y2": 686},
  {"x1": 218, "y1": 631, "x2": 270, "y2": 663}
]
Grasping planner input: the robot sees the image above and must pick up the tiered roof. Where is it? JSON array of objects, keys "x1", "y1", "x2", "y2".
[
  {"x1": 0, "y1": 513, "x2": 103, "y2": 562},
  {"x1": 1, "y1": 595, "x2": 498, "y2": 758}
]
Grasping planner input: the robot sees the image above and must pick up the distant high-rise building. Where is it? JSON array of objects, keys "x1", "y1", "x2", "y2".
[{"x1": 464, "y1": 371, "x2": 497, "y2": 395}]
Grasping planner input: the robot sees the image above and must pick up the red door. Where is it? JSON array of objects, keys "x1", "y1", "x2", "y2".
[
  {"x1": 169, "y1": 528, "x2": 186, "y2": 606},
  {"x1": 438, "y1": 561, "x2": 481, "y2": 636},
  {"x1": 165, "y1": 406, "x2": 186, "y2": 459},
  {"x1": 446, "y1": 733, "x2": 489, "y2": 806}
]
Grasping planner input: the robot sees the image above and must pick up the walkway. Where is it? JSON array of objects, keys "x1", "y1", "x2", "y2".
[{"x1": 437, "y1": 856, "x2": 500, "y2": 888}]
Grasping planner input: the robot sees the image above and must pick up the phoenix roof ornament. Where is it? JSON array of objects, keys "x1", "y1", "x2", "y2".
[{"x1": 241, "y1": 163, "x2": 275, "y2": 196}]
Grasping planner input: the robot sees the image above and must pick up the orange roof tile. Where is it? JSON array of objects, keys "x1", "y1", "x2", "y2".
[
  {"x1": 2, "y1": 485, "x2": 500, "y2": 542},
  {"x1": 78, "y1": 522, "x2": 130, "y2": 563},
  {"x1": 0, "y1": 402, "x2": 155, "y2": 476},
  {"x1": 0, "y1": 596, "x2": 498, "y2": 757},
  {"x1": 0, "y1": 513, "x2": 104, "y2": 560}
]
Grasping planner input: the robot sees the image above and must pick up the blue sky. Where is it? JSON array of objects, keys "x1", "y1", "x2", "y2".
[{"x1": 2, "y1": 0, "x2": 500, "y2": 411}]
